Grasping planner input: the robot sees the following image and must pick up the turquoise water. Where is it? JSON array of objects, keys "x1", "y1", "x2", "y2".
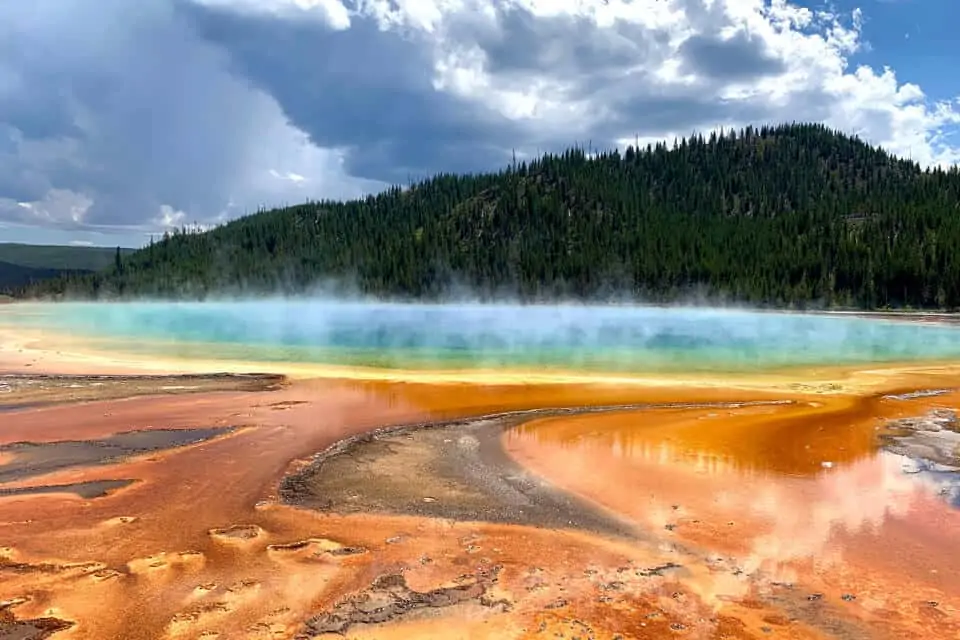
[{"x1": 4, "y1": 301, "x2": 960, "y2": 373}]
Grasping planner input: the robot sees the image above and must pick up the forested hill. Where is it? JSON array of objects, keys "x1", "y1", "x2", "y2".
[
  {"x1": 0, "y1": 244, "x2": 136, "y2": 293},
  {"x1": 0, "y1": 260, "x2": 87, "y2": 291},
  {"x1": 0, "y1": 243, "x2": 136, "y2": 272},
  {"x1": 18, "y1": 123, "x2": 960, "y2": 309}
]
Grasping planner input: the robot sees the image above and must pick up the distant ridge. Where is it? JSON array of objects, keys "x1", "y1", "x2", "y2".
[
  {"x1": 17, "y1": 123, "x2": 960, "y2": 310},
  {"x1": 0, "y1": 243, "x2": 136, "y2": 293},
  {"x1": 0, "y1": 243, "x2": 135, "y2": 272},
  {"x1": 0, "y1": 259, "x2": 88, "y2": 291}
]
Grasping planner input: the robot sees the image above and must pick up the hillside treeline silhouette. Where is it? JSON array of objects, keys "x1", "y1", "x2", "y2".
[{"x1": 19, "y1": 123, "x2": 960, "y2": 309}]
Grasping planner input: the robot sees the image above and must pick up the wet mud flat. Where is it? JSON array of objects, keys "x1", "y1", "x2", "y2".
[
  {"x1": 502, "y1": 389, "x2": 960, "y2": 640},
  {"x1": 280, "y1": 400, "x2": 790, "y2": 538},
  {"x1": 0, "y1": 479, "x2": 134, "y2": 499},
  {"x1": 0, "y1": 427, "x2": 234, "y2": 497},
  {"x1": 288, "y1": 529, "x2": 876, "y2": 640},
  {"x1": 2, "y1": 377, "x2": 785, "y2": 640},
  {"x1": 0, "y1": 602, "x2": 72, "y2": 640},
  {"x1": 5, "y1": 366, "x2": 960, "y2": 640},
  {"x1": 0, "y1": 372, "x2": 284, "y2": 411},
  {"x1": 881, "y1": 408, "x2": 960, "y2": 466},
  {"x1": 281, "y1": 412, "x2": 639, "y2": 538},
  {"x1": 1, "y1": 568, "x2": 85, "y2": 639},
  {"x1": 0, "y1": 427, "x2": 236, "y2": 503},
  {"x1": 0, "y1": 427, "x2": 235, "y2": 483},
  {"x1": 880, "y1": 407, "x2": 960, "y2": 506}
]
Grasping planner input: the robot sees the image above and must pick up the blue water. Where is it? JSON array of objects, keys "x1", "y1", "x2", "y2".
[{"x1": 4, "y1": 301, "x2": 960, "y2": 373}]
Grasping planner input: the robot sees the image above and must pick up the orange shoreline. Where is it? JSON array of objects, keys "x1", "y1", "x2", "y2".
[{"x1": 2, "y1": 326, "x2": 960, "y2": 639}]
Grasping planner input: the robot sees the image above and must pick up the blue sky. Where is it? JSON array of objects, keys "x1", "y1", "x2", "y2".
[
  {"x1": 1, "y1": 0, "x2": 958, "y2": 248},
  {"x1": 843, "y1": 0, "x2": 958, "y2": 97}
]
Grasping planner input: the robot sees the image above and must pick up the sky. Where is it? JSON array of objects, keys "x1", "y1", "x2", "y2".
[{"x1": 1, "y1": 0, "x2": 957, "y2": 248}]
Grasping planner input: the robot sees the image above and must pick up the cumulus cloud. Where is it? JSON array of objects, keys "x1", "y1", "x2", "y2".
[
  {"x1": 0, "y1": 0, "x2": 380, "y2": 238},
  {"x1": 1, "y1": 0, "x2": 958, "y2": 240}
]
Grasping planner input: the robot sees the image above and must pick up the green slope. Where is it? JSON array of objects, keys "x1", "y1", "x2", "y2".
[
  {"x1": 0, "y1": 260, "x2": 91, "y2": 291},
  {"x1": 0, "y1": 243, "x2": 135, "y2": 272},
  {"x1": 18, "y1": 123, "x2": 960, "y2": 309}
]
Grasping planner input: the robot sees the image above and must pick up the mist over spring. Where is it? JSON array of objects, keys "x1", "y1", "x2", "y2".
[{"x1": 12, "y1": 301, "x2": 960, "y2": 372}]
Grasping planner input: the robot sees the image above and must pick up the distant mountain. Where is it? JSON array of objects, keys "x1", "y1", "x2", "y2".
[
  {"x1": 17, "y1": 123, "x2": 960, "y2": 309},
  {"x1": 0, "y1": 243, "x2": 135, "y2": 272},
  {"x1": 0, "y1": 260, "x2": 88, "y2": 291},
  {"x1": 0, "y1": 243, "x2": 136, "y2": 294}
]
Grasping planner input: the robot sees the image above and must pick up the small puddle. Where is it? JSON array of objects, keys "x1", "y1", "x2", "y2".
[
  {"x1": 884, "y1": 389, "x2": 953, "y2": 401},
  {"x1": 0, "y1": 427, "x2": 235, "y2": 485},
  {"x1": 0, "y1": 479, "x2": 135, "y2": 499},
  {"x1": 0, "y1": 404, "x2": 49, "y2": 414}
]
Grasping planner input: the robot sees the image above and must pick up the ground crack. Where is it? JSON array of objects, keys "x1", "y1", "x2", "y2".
[{"x1": 297, "y1": 566, "x2": 509, "y2": 637}]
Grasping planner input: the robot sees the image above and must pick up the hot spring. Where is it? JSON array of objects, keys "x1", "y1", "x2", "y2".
[{"x1": 4, "y1": 301, "x2": 960, "y2": 373}]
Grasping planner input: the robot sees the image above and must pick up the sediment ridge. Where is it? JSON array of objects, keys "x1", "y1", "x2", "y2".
[
  {"x1": 280, "y1": 399, "x2": 794, "y2": 537},
  {"x1": 0, "y1": 372, "x2": 285, "y2": 410}
]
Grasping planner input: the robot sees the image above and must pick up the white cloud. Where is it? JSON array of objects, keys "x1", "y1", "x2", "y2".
[
  {"x1": 334, "y1": 0, "x2": 960, "y2": 166},
  {"x1": 155, "y1": 204, "x2": 189, "y2": 229},
  {"x1": 269, "y1": 169, "x2": 307, "y2": 183},
  {"x1": 191, "y1": 0, "x2": 353, "y2": 29},
  {"x1": 0, "y1": 0, "x2": 958, "y2": 240},
  {"x1": 4, "y1": 189, "x2": 94, "y2": 226}
]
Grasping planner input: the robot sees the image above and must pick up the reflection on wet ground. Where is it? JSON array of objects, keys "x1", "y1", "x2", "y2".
[
  {"x1": 280, "y1": 400, "x2": 789, "y2": 538},
  {"x1": 505, "y1": 389, "x2": 960, "y2": 639},
  {"x1": 1, "y1": 370, "x2": 960, "y2": 639}
]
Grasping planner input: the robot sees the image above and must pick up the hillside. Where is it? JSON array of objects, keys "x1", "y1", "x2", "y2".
[
  {"x1": 0, "y1": 243, "x2": 135, "y2": 272},
  {"x1": 0, "y1": 260, "x2": 89, "y2": 291},
  {"x1": 0, "y1": 243, "x2": 136, "y2": 293},
  {"x1": 18, "y1": 123, "x2": 960, "y2": 309}
]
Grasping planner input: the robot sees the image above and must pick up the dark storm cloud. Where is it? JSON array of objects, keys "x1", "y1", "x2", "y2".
[
  {"x1": 468, "y1": 9, "x2": 651, "y2": 76},
  {"x1": 0, "y1": 0, "x2": 371, "y2": 230},
  {"x1": 679, "y1": 31, "x2": 786, "y2": 80},
  {"x1": 452, "y1": 8, "x2": 678, "y2": 112},
  {"x1": 178, "y1": 2, "x2": 524, "y2": 184},
  {"x1": 187, "y1": 0, "x2": 817, "y2": 187},
  {"x1": 0, "y1": 95, "x2": 84, "y2": 143},
  {"x1": 0, "y1": 171, "x2": 46, "y2": 207},
  {"x1": 179, "y1": 1, "x2": 744, "y2": 182}
]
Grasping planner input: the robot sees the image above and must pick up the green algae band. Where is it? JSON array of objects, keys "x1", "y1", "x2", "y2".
[{"x1": 7, "y1": 301, "x2": 960, "y2": 372}]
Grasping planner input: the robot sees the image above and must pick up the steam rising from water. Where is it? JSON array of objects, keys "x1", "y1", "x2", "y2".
[{"x1": 9, "y1": 301, "x2": 960, "y2": 371}]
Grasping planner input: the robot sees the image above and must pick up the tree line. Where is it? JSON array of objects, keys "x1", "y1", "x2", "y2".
[{"x1": 18, "y1": 123, "x2": 960, "y2": 309}]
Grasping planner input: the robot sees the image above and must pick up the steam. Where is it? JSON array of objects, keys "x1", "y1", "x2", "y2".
[{"x1": 13, "y1": 298, "x2": 960, "y2": 371}]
